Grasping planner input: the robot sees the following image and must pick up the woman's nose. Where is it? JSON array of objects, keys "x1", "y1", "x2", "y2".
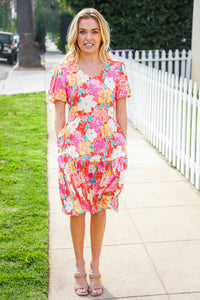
[{"x1": 86, "y1": 32, "x2": 92, "y2": 40}]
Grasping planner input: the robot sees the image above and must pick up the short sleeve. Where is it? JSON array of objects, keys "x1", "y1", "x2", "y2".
[
  {"x1": 46, "y1": 63, "x2": 67, "y2": 104},
  {"x1": 115, "y1": 62, "x2": 131, "y2": 100}
]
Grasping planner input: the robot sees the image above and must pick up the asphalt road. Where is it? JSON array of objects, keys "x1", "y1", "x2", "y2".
[{"x1": 0, "y1": 59, "x2": 13, "y2": 80}]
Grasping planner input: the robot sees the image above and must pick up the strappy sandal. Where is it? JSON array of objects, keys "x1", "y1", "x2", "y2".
[
  {"x1": 89, "y1": 273, "x2": 104, "y2": 297},
  {"x1": 74, "y1": 272, "x2": 89, "y2": 296}
]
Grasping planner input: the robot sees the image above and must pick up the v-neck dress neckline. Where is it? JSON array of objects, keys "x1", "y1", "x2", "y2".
[{"x1": 74, "y1": 60, "x2": 108, "y2": 79}]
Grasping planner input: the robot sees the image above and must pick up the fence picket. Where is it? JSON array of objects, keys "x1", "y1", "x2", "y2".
[
  {"x1": 122, "y1": 58, "x2": 199, "y2": 190},
  {"x1": 172, "y1": 75, "x2": 179, "y2": 166},
  {"x1": 195, "y1": 88, "x2": 200, "y2": 189},
  {"x1": 168, "y1": 50, "x2": 173, "y2": 74},
  {"x1": 169, "y1": 74, "x2": 175, "y2": 163},
  {"x1": 185, "y1": 80, "x2": 192, "y2": 179},
  {"x1": 190, "y1": 83, "x2": 197, "y2": 184},
  {"x1": 111, "y1": 49, "x2": 192, "y2": 81},
  {"x1": 180, "y1": 79, "x2": 188, "y2": 175}
]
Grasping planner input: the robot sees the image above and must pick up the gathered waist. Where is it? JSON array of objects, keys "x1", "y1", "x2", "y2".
[{"x1": 68, "y1": 106, "x2": 114, "y2": 122}]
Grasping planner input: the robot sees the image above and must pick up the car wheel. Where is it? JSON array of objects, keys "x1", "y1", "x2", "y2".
[
  {"x1": 0, "y1": 41, "x2": 3, "y2": 54},
  {"x1": 14, "y1": 52, "x2": 17, "y2": 63},
  {"x1": 8, "y1": 54, "x2": 14, "y2": 65}
]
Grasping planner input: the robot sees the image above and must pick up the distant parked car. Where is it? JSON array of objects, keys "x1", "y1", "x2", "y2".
[{"x1": 0, "y1": 31, "x2": 18, "y2": 65}]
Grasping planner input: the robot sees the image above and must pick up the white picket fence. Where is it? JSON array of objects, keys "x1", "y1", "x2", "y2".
[
  {"x1": 111, "y1": 49, "x2": 192, "y2": 81},
  {"x1": 122, "y1": 60, "x2": 200, "y2": 190}
]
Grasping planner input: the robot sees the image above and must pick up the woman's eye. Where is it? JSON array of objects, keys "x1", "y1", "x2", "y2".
[
  {"x1": 93, "y1": 31, "x2": 98, "y2": 34},
  {"x1": 79, "y1": 31, "x2": 85, "y2": 34}
]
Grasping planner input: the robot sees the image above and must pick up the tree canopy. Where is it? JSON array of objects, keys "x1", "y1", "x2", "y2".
[{"x1": 59, "y1": 0, "x2": 193, "y2": 51}]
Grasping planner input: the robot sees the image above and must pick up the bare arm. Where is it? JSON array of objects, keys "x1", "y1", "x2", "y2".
[
  {"x1": 55, "y1": 101, "x2": 66, "y2": 137},
  {"x1": 116, "y1": 97, "x2": 127, "y2": 136}
]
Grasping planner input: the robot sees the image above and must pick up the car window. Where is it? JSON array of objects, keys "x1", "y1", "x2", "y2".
[{"x1": 0, "y1": 34, "x2": 12, "y2": 44}]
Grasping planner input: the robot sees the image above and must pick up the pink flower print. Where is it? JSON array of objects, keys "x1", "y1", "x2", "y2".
[
  {"x1": 92, "y1": 107, "x2": 109, "y2": 122},
  {"x1": 58, "y1": 154, "x2": 66, "y2": 168},
  {"x1": 86, "y1": 80, "x2": 102, "y2": 97},
  {"x1": 93, "y1": 181, "x2": 100, "y2": 195},
  {"x1": 117, "y1": 157, "x2": 126, "y2": 170},
  {"x1": 67, "y1": 60, "x2": 79, "y2": 72},
  {"x1": 107, "y1": 64, "x2": 120, "y2": 80},
  {"x1": 72, "y1": 131, "x2": 83, "y2": 147},
  {"x1": 59, "y1": 182, "x2": 66, "y2": 199},
  {"x1": 89, "y1": 116, "x2": 103, "y2": 134},
  {"x1": 57, "y1": 137, "x2": 63, "y2": 148},
  {"x1": 114, "y1": 133, "x2": 126, "y2": 145},
  {"x1": 76, "y1": 160, "x2": 83, "y2": 172},
  {"x1": 106, "y1": 179, "x2": 116, "y2": 192},
  {"x1": 98, "y1": 161, "x2": 106, "y2": 172},
  {"x1": 94, "y1": 138, "x2": 106, "y2": 154}
]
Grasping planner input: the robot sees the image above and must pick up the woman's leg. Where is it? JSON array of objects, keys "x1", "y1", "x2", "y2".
[
  {"x1": 89, "y1": 210, "x2": 106, "y2": 294},
  {"x1": 70, "y1": 213, "x2": 87, "y2": 293}
]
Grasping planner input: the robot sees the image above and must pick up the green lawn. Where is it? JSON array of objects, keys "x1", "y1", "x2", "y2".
[{"x1": 0, "y1": 93, "x2": 48, "y2": 299}]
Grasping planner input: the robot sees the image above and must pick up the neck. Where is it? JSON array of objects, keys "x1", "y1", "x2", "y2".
[{"x1": 78, "y1": 53, "x2": 101, "y2": 65}]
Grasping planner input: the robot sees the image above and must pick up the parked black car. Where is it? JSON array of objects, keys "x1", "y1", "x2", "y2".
[{"x1": 0, "y1": 31, "x2": 18, "y2": 65}]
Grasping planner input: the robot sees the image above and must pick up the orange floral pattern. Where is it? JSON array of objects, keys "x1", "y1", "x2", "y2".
[{"x1": 47, "y1": 57, "x2": 131, "y2": 216}]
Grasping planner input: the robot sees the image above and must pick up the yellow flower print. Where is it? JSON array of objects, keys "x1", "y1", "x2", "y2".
[
  {"x1": 67, "y1": 73, "x2": 82, "y2": 86},
  {"x1": 78, "y1": 141, "x2": 92, "y2": 156},
  {"x1": 69, "y1": 106, "x2": 79, "y2": 119},
  {"x1": 56, "y1": 89, "x2": 66, "y2": 101},
  {"x1": 101, "y1": 124, "x2": 112, "y2": 138},
  {"x1": 97, "y1": 89, "x2": 112, "y2": 104},
  {"x1": 68, "y1": 161, "x2": 76, "y2": 174},
  {"x1": 74, "y1": 197, "x2": 83, "y2": 213}
]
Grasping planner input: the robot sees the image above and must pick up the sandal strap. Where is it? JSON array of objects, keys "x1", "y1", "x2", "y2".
[
  {"x1": 89, "y1": 284, "x2": 104, "y2": 290},
  {"x1": 74, "y1": 271, "x2": 87, "y2": 278},
  {"x1": 75, "y1": 283, "x2": 88, "y2": 290},
  {"x1": 89, "y1": 272, "x2": 101, "y2": 279}
]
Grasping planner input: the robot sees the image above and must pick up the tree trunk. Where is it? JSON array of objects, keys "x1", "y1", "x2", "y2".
[{"x1": 16, "y1": 0, "x2": 41, "y2": 68}]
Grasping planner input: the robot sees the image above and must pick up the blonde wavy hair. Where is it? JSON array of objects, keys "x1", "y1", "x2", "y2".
[{"x1": 66, "y1": 8, "x2": 111, "y2": 63}]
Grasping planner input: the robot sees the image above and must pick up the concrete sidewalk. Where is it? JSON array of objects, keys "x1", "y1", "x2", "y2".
[{"x1": 1, "y1": 41, "x2": 200, "y2": 300}]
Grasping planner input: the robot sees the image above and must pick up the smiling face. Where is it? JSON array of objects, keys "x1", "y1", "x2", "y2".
[{"x1": 77, "y1": 18, "x2": 102, "y2": 57}]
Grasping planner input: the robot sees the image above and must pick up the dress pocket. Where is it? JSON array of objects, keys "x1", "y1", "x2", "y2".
[{"x1": 116, "y1": 122, "x2": 127, "y2": 142}]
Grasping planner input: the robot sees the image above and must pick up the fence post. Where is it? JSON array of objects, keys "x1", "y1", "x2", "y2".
[
  {"x1": 177, "y1": 77, "x2": 183, "y2": 171},
  {"x1": 168, "y1": 50, "x2": 173, "y2": 74},
  {"x1": 174, "y1": 49, "x2": 179, "y2": 77},
  {"x1": 169, "y1": 74, "x2": 175, "y2": 163},
  {"x1": 190, "y1": 82, "x2": 197, "y2": 184},
  {"x1": 186, "y1": 50, "x2": 192, "y2": 82},
  {"x1": 155, "y1": 50, "x2": 159, "y2": 69},
  {"x1": 172, "y1": 75, "x2": 179, "y2": 166},
  {"x1": 195, "y1": 87, "x2": 200, "y2": 189},
  {"x1": 161, "y1": 50, "x2": 166, "y2": 72},
  {"x1": 181, "y1": 49, "x2": 186, "y2": 78},
  {"x1": 180, "y1": 78, "x2": 188, "y2": 175},
  {"x1": 148, "y1": 50, "x2": 153, "y2": 68},
  {"x1": 185, "y1": 80, "x2": 192, "y2": 179}
]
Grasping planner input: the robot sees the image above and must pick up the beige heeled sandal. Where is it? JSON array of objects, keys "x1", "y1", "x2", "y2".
[
  {"x1": 74, "y1": 272, "x2": 89, "y2": 296},
  {"x1": 89, "y1": 273, "x2": 104, "y2": 297}
]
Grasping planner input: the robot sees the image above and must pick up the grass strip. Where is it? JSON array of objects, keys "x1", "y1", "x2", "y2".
[{"x1": 0, "y1": 93, "x2": 48, "y2": 299}]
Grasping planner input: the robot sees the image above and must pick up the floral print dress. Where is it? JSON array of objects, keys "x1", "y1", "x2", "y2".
[{"x1": 47, "y1": 57, "x2": 131, "y2": 216}]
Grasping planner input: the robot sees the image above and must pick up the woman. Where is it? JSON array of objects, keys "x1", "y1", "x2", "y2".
[{"x1": 47, "y1": 8, "x2": 131, "y2": 297}]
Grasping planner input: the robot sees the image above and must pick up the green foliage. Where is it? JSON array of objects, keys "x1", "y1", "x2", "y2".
[
  {"x1": 58, "y1": 11, "x2": 73, "y2": 53},
  {"x1": 34, "y1": 0, "x2": 60, "y2": 51},
  {"x1": 0, "y1": 0, "x2": 17, "y2": 32},
  {"x1": 0, "y1": 93, "x2": 48, "y2": 299},
  {"x1": 61, "y1": 0, "x2": 193, "y2": 51},
  {"x1": 35, "y1": 17, "x2": 46, "y2": 52}
]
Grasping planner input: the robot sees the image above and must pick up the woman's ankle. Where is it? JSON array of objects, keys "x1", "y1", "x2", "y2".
[
  {"x1": 89, "y1": 262, "x2": 100, "y2": 274},
  {"x1": 76, "y1": 259, "x2": 86, "y2": 273}
]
